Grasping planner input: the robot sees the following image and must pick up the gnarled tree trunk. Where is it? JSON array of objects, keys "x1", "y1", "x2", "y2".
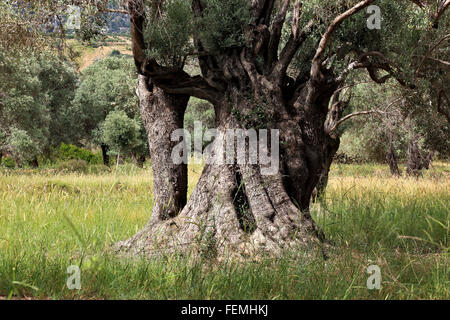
[
  {"x1": 115, "y1": 77, "x2": 334, "y2": 259},
  {"x1": 137, "y1": 75, "x2": 189, "y2": 221},
  {"x1": 114, "y1": 0, "x2": 382, "y2": 260}
]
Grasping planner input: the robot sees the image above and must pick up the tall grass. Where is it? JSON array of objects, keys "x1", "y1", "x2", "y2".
[{"x1": 0, "y1": 163, "x2": 448, "y2": 299}]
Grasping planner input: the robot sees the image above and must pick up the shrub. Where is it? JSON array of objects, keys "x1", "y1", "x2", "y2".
[
  {"x1": 101, "y1": 110, "x2": 141, "y2": 156},
  {"x1": 6, "y1": 128, "x2": 40, "y2": 165},
  {"x1": 1, "y1": 156, "x2": 15, "y2": 169},
  {"x1": 57, "y1": 143, "x2": 100, "y2": 164}
]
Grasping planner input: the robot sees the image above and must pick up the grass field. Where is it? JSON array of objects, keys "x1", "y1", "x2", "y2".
[{"x1": 0, "y1": 162, "x2": 448, "y2": 300}]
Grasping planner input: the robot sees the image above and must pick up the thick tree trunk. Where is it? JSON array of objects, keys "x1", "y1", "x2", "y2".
[
  {"x1": 115, "y1": 84, "x2": 332, "y2": 259},
  {"x1": 137, "y1": 75, "x2": 189, "y2": 221},
  {"x1": 116, "y1": 0, "x2": 401, "y2": 260},
  {"x1": 115, "y1": 128, "x2": 323, "y2": 259},
  {"x1": 101, "y1": 144, "x2": 110, "y2": 167},
  {"x1": 313, "y1": 136, "x2": 340, "y2": 202}
]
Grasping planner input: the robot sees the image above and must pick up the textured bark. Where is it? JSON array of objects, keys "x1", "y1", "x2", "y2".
[
  {"x1": 115, "y1": 82, "x2": 333, "y2": 259},
  {"x1": 313, "y1": 136, "x2": 340, "y2": 202},
  {"x1": 101, "y1": 144, "x2": 110, "y2": 167},
  {"x1": 313, "y1": 97, "x2": 346, "y2": 202},
  {"x1": 422, "y1": 151, "x2": 433, "y2": 170},
  {"x1": 138, "y1": 75, "x2": 189, "y2": 221},
  {"x1": 115, "y1": 130, "x2": 324, "y2": 259}
]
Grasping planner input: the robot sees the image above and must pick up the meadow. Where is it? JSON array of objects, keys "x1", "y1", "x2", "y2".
[{"x1": 0, "y1": 162, "x2": 448, "y2": 300}]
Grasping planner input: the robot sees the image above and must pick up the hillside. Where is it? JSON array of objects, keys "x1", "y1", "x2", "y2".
[{"x1": 67, "y1": 36, "x2": 133, "y2": 71}]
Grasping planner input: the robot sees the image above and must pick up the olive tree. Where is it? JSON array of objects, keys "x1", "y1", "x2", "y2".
[{"x1": 112, "y1": 0, "x2": 449, "y2": 259}]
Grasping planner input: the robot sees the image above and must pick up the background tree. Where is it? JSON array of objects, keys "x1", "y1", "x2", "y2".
[
  {"x1": 101, "y1": 109, "x2": 142, "y2": 166},
  {"x1": 0, "y1": 49, "x2": 78, "y2": 167},
  {"x1": 72, "y1": 55, "x2": 145, "y2": 165}
]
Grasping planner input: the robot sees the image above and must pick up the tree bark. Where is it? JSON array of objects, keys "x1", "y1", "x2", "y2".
[
  {"x1": 101, "y1": 144, "x2": 110, "y2": 167},
  {"x1": 313, "y1": 136, "x2": 340, "y2": 203},
  {"x1": 115, "y1": 79, "x2": 333, "y2": 259},
  {"x1": 137, "y1": 75, "x2": 189, "y2": 221},
  {"x1": 114, "y1": 0, "x2": 383, "y2": 260}
]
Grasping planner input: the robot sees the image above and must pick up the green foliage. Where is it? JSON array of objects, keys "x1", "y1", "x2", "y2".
[
  {"x1": 184, "y1": 98, "x2": 215, "y2": 147},
  {"x1": 1, "y1": 156, "x2": 14, "y2": 169},
  {"x1": 72, "y1": 55, "x2": 146, "y2": 155},
  {"x1": 144, "y1": 0, "x2": 193, "y2": 66},
  {"x1": 101, "y1": 110, "x2": 141, "y2": 156},
  {"x1": 56, "y1": 143, "x2": 100, "y2": 165},
  {"x1": 289, "y1": 0, "x2": 430, "y2": 82},
  {"x1": 75, "y1": 6, "x2": 108, "y2": 43},
  {"x1": 0, "y1": 49, "x2": 78, "y2": 164},
  {"x1": 110, "y1": 49, "x2": 121, "y2": 57},
  {"x1": 6, "y1": 128, "x2": 40, "y2": 165},
  {"x1": 72, "y1": 55, "x2": 149, "y2": 161},
  {"x1": 37, "y1": 52, "x2": 79, "y2": 148},
  {"x1": 197, "y1": 0, "x2": 251, "y2": 53}
]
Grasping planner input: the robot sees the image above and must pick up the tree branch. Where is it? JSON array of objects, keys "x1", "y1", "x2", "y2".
[
  {"x1": 310, "y1": 0, "x2": 376, "y2": 81},
  {"x1": 127, "y1": 0, "x2": 147, "y2": 69},
  {"x1": 415, "y1": 33, "x2": 450, "y2": 77},
  {"x1": 251, "y1": 0, "x2": 276, "y2": 25},
  {"x1": 327, "y1": 96, "x2": 403, "y2": 134},
  {"x1": 327, "y1": 110, "x2": 383, "y2": 134},
  {"x1": 266, "y1": 0, "x2": 291, "y2": 68},
  {"x1": 270, "y1": 19, "x2": 315, "y2": 82}
]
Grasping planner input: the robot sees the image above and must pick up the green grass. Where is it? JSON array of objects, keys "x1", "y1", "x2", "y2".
[{"x1": 0, "y1": 163, "x2": 448, "y2": 299}]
